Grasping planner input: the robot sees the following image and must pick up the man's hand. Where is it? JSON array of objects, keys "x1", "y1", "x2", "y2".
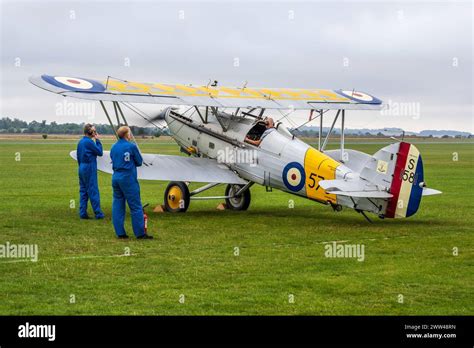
[{"x1": 245, "y1": 137, "x2": 261, "y2": 147}]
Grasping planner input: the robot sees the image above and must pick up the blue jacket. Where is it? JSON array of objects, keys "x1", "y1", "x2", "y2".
[
  {"x1": 77, "y1": 136, "x2": 103, "y2": 165},
  {"x1": 110, "y1": 139, "x2": 143, "y2": 179}
]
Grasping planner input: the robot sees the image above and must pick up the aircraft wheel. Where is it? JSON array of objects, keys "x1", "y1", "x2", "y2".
[
  {"x1": 164, "y1": 181, "x2": 190, "y2": 213},
  {"x1": 225, "y1": 184, "x2": 251, "y2": 211}
]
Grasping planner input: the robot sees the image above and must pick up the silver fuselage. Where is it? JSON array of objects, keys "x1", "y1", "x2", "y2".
[{"x1": 164, "y1": 108, "x2": 381, "y2": 212}]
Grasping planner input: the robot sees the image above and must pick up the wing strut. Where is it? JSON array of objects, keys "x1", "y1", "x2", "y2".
[
  {"x1": 319, "y1": 110, "x2": 323, "y2": 150},
  {"x1": 99, "y1": 100, "x2": 150, "y2": 166},
  {"x1": 341, "y1": 109, "x2": 345, "y2": 162},
  {"x1": 99, "y1": 101, "x2": 118, "y2": 139},
  {"x1": 319, "y1": 108, "x2": 346, "y2": 162},
  {"x1": 321, "y1": 109, "x2": 341, "y2": 151},
  {"x1": 113, "y1": 102, "x2": 121, "y2": 128},
  {"x1": 195, "y1": 106, "x2": 206, "y2": 124}
]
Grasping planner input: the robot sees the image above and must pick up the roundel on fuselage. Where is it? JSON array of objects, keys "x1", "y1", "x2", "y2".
[{"x1": 282, "y1": 162, "x2": 305, "y2": 192}]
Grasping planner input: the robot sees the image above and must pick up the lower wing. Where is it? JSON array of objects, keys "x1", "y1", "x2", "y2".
[{"x1": 70, "y1": 151, "x2": 247, "y2": 184}]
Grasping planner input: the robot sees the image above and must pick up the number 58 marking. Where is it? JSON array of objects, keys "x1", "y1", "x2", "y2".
[{"x1": 401, "y1": 170, "x2": 415, "y2": 183}]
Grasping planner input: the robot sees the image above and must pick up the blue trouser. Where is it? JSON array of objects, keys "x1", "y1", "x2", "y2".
[
  {"x1": 112, "y1": 173, "x2": 145, "y2": 237},
  {"x1": 79, "y1": 162, "x2": 104, "y2": 218}
]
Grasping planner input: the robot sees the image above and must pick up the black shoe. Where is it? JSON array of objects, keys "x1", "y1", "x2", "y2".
[
  {"x1": 117, "y1": 234, "x2": 129, "y2": 239},
  {"x1": 137, "y1": 234, "x2": 153, "y2": 240},
  {"x1": 80, "y1": 215, "x2": 91, "y2": 220}
]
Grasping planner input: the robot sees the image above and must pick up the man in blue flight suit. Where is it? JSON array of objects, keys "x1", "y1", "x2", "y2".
[
  {"x1": 77, "y1": 123, "x2": 105, "y2": 219},
  {"x1": 110, "y1": 126, "x2": 153, "y2": 239}
]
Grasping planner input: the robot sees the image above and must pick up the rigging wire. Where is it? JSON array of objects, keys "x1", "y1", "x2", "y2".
[
  {"x1": 120, "y1": 102, "x2": 167, "y2": 131},
  {"x1": 275, "y1": 108, "x2": 299, "y2": 129},
  {"x1": 292, "y1": 109, "x2": 330, "y2": 133}
]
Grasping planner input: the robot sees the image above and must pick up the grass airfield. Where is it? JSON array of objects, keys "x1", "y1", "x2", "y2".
[{"x1": 0, "y1": 135, "x2": 472, "y2": 315}]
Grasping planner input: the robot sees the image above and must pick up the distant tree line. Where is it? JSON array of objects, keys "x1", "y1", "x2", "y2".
[
  {"x1": 292, "y1": 129, "x2": 401, "y2": 138},
  {"x1": 292, "y1": 129, "x2": 471, "y2": 139},
  {"x1": 1, "y1": 117, "x2": 470, "y2": 139},
  {"x1": 0, "y1": 117, "x2": 168, "y2": 137}
]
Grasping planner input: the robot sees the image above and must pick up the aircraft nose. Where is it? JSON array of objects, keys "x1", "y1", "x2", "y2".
[{"x1": 150, "y1": 106, "x2": 179, "y2": 123}]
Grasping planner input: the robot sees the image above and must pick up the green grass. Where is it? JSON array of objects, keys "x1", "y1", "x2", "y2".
[{"x1": 0, "y1": 136, "x2": 472, "y2": 315}]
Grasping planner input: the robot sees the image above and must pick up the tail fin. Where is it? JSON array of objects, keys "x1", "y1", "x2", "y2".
[
  {"x1": 358, "y1": 142, "x2": 425, "y2": 218},
  {"x1": 384, "y1": 142, "x2": 424, "y2": 218}
]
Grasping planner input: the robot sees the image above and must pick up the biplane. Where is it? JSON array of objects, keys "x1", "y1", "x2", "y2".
[{"x1": 30, "y1": 74, "x2": 441, "y2": 221}]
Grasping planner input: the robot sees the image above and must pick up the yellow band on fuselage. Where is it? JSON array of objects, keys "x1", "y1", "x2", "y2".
[{"x1": 304, "y1": 148, "x2": 339, "y2": 203}]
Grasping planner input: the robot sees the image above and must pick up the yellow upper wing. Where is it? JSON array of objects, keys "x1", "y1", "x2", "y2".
[{"x1": 30, "y1": 74, "x2": 384, "y2": 110}]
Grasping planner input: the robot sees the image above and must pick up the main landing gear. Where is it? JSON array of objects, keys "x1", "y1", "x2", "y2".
[
  {"x1": 164, "y1": 181, "x2": 190, "y2": 213},
  {"x1": 163, "y1": 181, "x2": 253, "y2": 213},
  {"x1": 224, "y1": 184, "x2": 251, "y2": 211}
]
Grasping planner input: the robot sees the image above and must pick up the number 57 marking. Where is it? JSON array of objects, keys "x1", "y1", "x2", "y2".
[{"x1": 308, "y1": 173, "x2": 325, "y2": 190}]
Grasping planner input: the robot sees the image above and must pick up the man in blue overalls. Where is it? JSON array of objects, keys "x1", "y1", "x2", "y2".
[
  {"x1": 77, "y1": 123, "x2": 105, "y2": 219},
  {"x1": 110, "y1": 126, "x2": 153, "y2": 239}
]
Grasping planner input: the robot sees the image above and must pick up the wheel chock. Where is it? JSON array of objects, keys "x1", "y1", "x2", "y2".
[
  {"x1": 216, "y1": 203, "x2": 227, "y2": 211},
  {"x1": 153, "y1": 204, "x2": 166, "y2": 213}
]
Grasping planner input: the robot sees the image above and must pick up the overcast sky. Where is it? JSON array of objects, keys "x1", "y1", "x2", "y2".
[{"x1": 1, "y1": 0, "x2": 472, "y2": 132}]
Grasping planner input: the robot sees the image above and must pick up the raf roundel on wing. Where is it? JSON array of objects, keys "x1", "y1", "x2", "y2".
[
  {"x1": 336, "y1": 90, "x2": 382, "y2": 104},
  {"x1": 41, "y1": 75, "x2": 106, "y2": 92}
]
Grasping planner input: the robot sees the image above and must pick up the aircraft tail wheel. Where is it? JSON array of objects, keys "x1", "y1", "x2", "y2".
[
  {"x1": 164, "y1": 181, "x2": 190, "y2": 213},
  {"x1": 330, "y1": 202, "x2": 343, "y2": 212},
  {"x1": 225, "y1": 184, "x2": 251, "y2": 211}
]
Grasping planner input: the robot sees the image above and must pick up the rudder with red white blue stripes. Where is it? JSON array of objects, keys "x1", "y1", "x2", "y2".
[{"x1": 386, "y1": 142, "x2": 424, "y2": 218}]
